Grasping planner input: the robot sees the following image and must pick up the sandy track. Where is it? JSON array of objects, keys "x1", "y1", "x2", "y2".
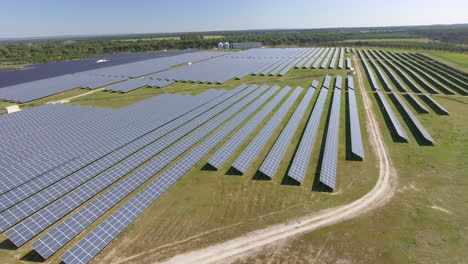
[{"x1": 152, "y1": 55, "x2": 398, "y2": 264}]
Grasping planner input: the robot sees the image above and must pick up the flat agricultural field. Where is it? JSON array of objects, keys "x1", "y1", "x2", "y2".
[{"x1": 0, "y1": 47, "x2": 466, "y2": 264}]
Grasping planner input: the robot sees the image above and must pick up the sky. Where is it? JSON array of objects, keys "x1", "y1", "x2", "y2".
[{"x1": 1, "y1": 0, "x2": 467, "y2": 38}]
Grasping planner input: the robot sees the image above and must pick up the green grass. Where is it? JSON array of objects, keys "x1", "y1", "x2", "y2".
[
  {"x1": 421, "y1": 50, "x2": 468, "y2": 72},
  {"x1": 203, "y1": 35, "x2": 225, "y2": 39}
]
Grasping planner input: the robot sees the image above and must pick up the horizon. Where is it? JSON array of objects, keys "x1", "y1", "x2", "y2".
[
  {"x1": 1, "y1": 0, "x2": 468, "y2": 39},
  {"x1": 1, "y1": 22, "x2": 468, "y2": 41}
]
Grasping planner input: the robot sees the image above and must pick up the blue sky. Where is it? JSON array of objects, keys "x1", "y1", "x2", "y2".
[{"x1": 1, "y1": 0, "x2": 467, "y2": 38}]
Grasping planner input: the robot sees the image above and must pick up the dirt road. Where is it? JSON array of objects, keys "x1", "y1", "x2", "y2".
[{"x1": 156, "y1": 55, "x2": 398, "y2": 264}]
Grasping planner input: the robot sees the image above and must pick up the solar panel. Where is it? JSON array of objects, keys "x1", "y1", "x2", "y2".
[
  {"x1": 258, "y1": 86, "x2": 315, "y2": 178},
  {"x1": 231, "y1": 86, "x2": 303, "y2": 174},
  {"x1": 207, "y1": 85, "x2": 290, "y2": 169},
  {"x1": 358, "y1": 50, "x2": 381, "y2": 91},
  {"x1": 287, "y1": 78, "x2": 330, "y2": 184},
  {"x1": 346, "y1": 58, "x2": 352, "y2": 69},
  {"x1": 347, "y1": 76, "x2": 365, "y2": 160},
  {"x1": 375, "y1": 91, "x2": 409, "y2": 142},
  {"x1": 390, "y1": 92, "x2": 435, "y2": 145},
  {"x1": 319, "y1": 85, "x2": 342, "y2": 190}
]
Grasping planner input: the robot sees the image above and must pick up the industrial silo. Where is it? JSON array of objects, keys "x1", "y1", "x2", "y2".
[
  {"x1": 224, "y1": 42, "x2": 230, "y2": 49},
  {"x1": 218, "y1": 42, "x2": 224, "y2": 50}
]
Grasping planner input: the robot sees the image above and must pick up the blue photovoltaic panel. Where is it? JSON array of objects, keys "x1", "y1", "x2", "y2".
[
  {"x1": 319, "y1": 86, "x2": 342, "y2": 190},
  {"x1": 310, "y1": 80, "x2": 319, "y2": 89},
  {"x1": 322, "y1": 75, "x2": 332, "y2": 89},
  {"x1": 207, "y1": 85, "x2": 290, "y2": 169},
  {"x1": 358, "y1": 50, "x2": 381, "y2": 91},
  {"x1": 287, "y1": 80, "x2": 329, "y2": 183},
  {"x1": 347, "y1": 76, "x2": 365, "y2": 160},
  {"x1": 231, "y1": 87, "x2": 303, "y2": 174},
  {"x1": 346, "y1": 58, "x2": 352, "y2": 69},
  {"x1": 391, "y1": 92, "x2": 435, "y2": 144},
  {"x1": 258, "y1": 86, "x2": 315, "y2": 178},
  {"x1": 369, "y1": 50, "x2": 409, "y2": 93},
  {"x1": 376, "y1": 91, "x2": 409, "y2": 142}
]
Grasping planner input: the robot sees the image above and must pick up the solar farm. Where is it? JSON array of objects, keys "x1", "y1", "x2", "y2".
[{"x1": 0, "y1": 46, "x2": 466, "y2": 264}]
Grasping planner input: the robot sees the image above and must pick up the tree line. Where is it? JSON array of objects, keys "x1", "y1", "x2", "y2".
[{"x1": 0, "y1": 28, "x2": 466, "y2": 65}]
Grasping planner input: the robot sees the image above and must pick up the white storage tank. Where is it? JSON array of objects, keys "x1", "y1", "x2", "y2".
[
  {"x1": 224, "y1": 42, "x2": 230, "y2": 49},
  {"x1": 218, "y1": 42, "x2": 224, "y2": 50}
]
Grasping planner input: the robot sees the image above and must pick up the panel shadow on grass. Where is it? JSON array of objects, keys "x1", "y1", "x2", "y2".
[
  {"x1": 225, "y1": 166, "x2": 243, "y2": 176},
  {"x1": 373, "y1": 92, "x2": 408, "y2": 143},
  {"x1": 389, "y1": 94, "x2": 434, "y2": 146},
  {"x1": 252, "y1": 170, "x2": 271, "y2": 181},
  {"x1": 201, "y1": 163, "x2": 218, "y2": 171},
  {"x1": 0, "y1": 239, "x2": 17, "y2": 250},
  {"x1": 21, "y1": 250, "x2": 45, "y2": 263}
]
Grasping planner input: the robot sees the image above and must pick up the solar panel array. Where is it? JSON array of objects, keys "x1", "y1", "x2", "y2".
[
  {"x1": 319, "y1": 76, "x2": 342, "y2": 190},
  {"x1": 0, "y1": 45, "x2": 454, "y2": 264},
  {"x1": 375, "y1": 91, "x2": 409, "y2": 142},
  {"x1": 347, "y1": 76, "x2": 365, "y2": 160},
  {"x1": 206, "y1": 85, "x2": 291, "y2": 169},
  {"x1": 59, "y1": 84, "x2": 276, "y2": 264},
  {"x1": 231, "y1": 87, "x2": 303, "y2": 174},
  {"x1": 258, "y1": 86, "x2": 315, "y2": 178},
  {"x1": 390, "y1": 92, "x2": 435, "y2": 145},
  {"x1": 104, "y1": 78, "x2": 174, "y2": 93},
  {"x1": 148, "y1": 48, "x2": 325, "y2": 83},
  {"x1": 286, "y1": 78, "x2": 327, "y2": 184},
  {"x1": 0, "y1": 52, "x2": 225, "y2": 102},
  {"x1": 0, "y1": 88, "x2": 248, "y2": 237}
]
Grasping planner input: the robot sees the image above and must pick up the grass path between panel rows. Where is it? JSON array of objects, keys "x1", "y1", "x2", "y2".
[{"x1": 113, "y1": 55, "x2": 399, "y2": 264}]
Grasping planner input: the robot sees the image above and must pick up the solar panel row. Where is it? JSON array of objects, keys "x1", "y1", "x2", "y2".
[
  {"x1": 338, "y1": 48, "x2": 345, "y2": 69},
  {"x1": 320, "y1": 48, "x2": 335, "y2": 69},
  {"x1": 319, "y1": 79, "x2": 342, "y2": 190},
  {"x1": 207, "y1": 85, "x2": 291, "y2": 169},
  {"x1": 258, "y1": 86, "x2": 315, "y2": 178},
  {"x1": 375, "y1": 91, "x2": 409, "y2": 142},
  {"x1": 347, "y1": 76, "x2": 365, "y2": 160},
  {"x1": 231, "y1": 87, "x2": 303, "y2": 174},
  {"x1": 358, "y1": 50, "x2": 381, "y2": 91},
  {"x1": 287, "y1": 77, "x2": 330, "y2": 184},
  {"x1": 396, "y1": 56, "x2": 457, "y2": 95},
  {"x1": 390, "y1": 92, "x2": 435, "y2": 145},
  {"x1": 382, "y1": 51, "x2": 439, "y2": 94},
  {"x1": 104, "y1": 78, "x2": 174, "y2": 93}
]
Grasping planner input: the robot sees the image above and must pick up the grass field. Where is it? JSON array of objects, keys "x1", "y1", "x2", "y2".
[
  {"x1": 203, "y1": 35, "x2": 225, "y2": 39},
  {"x1": 0, "y1": 49, "x2": 466, "y2": 264}
]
